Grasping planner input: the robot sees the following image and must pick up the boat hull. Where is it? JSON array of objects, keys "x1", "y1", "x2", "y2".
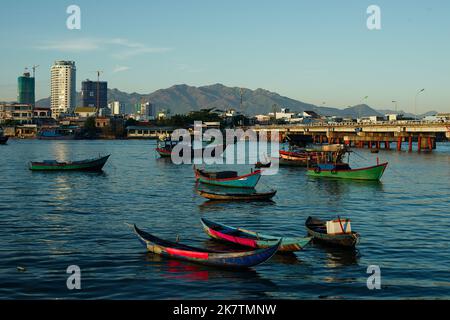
[
  {"x1": 201, "y1": 218, "x2": 311, "y2": 252},
  {"x1": 29, "y1": 155, "x2": 110, "y2": 172},
  {"x1": 133, "y1": 225, "x2": 280, "y2": 268},
  {"x1": 305, "y1": 217, "x2": 360, "y2": 248},
  {"x1": 195, "y1": 169, "x2": 261, "y2": 188},
  {"x1": 307, "y1": 163, "x2": 388, "y2": 181},
  {"x1": 0, "y1": 136, "x2": 8, "y2": 144},
  {"x1": 196, "y1": 189, "x2": 276, "y2": 201}
]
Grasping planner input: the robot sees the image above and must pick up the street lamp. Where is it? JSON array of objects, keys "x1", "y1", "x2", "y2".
[{"x1": 415, "y1": 89, "x2": 425, "y2": 121}]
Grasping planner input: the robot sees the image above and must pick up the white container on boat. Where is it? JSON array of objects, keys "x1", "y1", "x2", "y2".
[{"x1": 326, "y1": 219, "x2": 352, "y2": 234}]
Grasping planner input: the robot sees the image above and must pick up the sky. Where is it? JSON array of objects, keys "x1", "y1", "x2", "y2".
[{"x1": 0, "y1": 0, "x2": 449, "y2": 113}]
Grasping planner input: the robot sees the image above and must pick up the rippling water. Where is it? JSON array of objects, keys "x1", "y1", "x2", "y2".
[{"x1": 0, "y1": 139, "x2": 449, "y2": 299}]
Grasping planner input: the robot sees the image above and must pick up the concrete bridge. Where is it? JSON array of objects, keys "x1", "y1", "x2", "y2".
[{"x1": 248, "y1": 120, "x2": 450, "y2": 152}]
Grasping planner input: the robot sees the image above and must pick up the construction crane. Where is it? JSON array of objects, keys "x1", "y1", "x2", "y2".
[
  {"x1": 90, "y1": 70, "x2": 104, "y2": 111},
  {"x1": 31, "y1": 65, "x2": 39, "y2": 78}
]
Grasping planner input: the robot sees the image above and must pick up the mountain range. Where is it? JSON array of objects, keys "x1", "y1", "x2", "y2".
[{"x1": 35, "y1": 83, "x2": 437, "y2": 118}]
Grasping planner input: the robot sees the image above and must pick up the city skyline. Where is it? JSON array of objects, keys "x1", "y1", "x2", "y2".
[{"x1": 1, "y1": 0, "x2": 450, "y2": 113}]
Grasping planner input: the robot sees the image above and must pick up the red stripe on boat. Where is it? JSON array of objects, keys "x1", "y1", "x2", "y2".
[
  {"x1": 166, "y1": 248, "x2": 209, "y2": 260},
  {"x1": 209, "y1": 229, "x2": 257, "y2": 248}
]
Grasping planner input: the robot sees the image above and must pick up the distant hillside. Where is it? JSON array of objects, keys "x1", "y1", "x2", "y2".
[{"x1": 35, "y1": 83, "x2": 437, "y2": 118}]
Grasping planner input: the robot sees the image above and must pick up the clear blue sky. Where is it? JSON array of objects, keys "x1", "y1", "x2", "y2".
[{"x1": 1, "y1": 0, "x2": 449, "y2": 113}]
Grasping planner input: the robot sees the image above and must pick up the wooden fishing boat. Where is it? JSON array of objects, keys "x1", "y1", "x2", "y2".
[
  {"x1": 132, "y1": 225, "x2": 280, "y2": 268},
  {"x1": 156, "y1": 139, "x2": 226, "y2": 159},
  {"x1": 194, "y1": 167, "x2": 262, "y2": 188},
  {"x1": 201, "y1": 218, "x2": 311, "y2": 252},
  {"x1": 305, "y1": 216, "x2": 360, "y2": 248},
  {"x1": 29, "y1": 155, "x2": 110, "y2": 172},
  {"x1": 255, "y1": 161, "x2": 271, "y2": 168},
  {"x1": 370, "y1": 149, "x2": 380, "y2": 154},
  {"x1": 307, "y1": 162, "x2": 388, "y2": 181},
  {"x1": 196, "y1": 189, "x2": 276, "y2": 201},
  {"x1": 278, "y1": 144, "x2": 348, "y2": 167}
]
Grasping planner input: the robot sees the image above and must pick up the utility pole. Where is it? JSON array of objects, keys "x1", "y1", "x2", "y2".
[{"x1": 414, "y1": 89, "x2": 425, "y2": 121}]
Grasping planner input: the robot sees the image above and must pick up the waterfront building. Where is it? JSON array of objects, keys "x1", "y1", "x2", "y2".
[
  {"x1": 17, "y1": 72, "x2": 35, "y2": 106},
  {"x1": 126, "y1": 125, "x2": 174, "y2": 139},
  {"x1": 0, "y1": 103, "x2": 33, "y2": 124},
  {"x1": 74, "y1": 107, "x2": 97, "y2": 118},
  {"x1": 95, "y1": 117, "x2": 110, "y2": 128},
  {"x1": 51, "y1": 61, "x2": 76, "y2": 119},
  {"x1": 81, "y1": 80, "x2": 107, "y2": 109}
]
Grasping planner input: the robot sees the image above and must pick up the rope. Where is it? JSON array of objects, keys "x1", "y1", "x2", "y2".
[{"x1": 352, "y1": 149, "x2": 417, "y2": 184}]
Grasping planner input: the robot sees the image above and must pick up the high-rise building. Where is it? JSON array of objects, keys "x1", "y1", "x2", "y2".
[
  {"x1": 81, "y1": 80, "x2": 107, "y2": 109},
  {"x1": 108, "y1": 101, "x2": 125, "y2": 115},
  {"x1": 140, "y1": 102, "x2": 156, "y2": 121},
  {"x1": 17, "y1": 72, "x2": 35, "y2": 106},
  {"x1": 51, "y1": 61, "x2": 76, "y2": 119}
]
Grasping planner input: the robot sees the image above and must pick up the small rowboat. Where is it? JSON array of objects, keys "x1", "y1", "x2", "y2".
[
  {"x1": 201, "y1": 218, "x2": 311, "y2": 252},
  {"x1": 307, "y1": 162, "x2": 388, "y2": 181},
  {"x1": 132, "y1": 225, "x2": 280, "y2": 268},
  {"x1": 194, "y1": 167, "x2": 262, "y2": 188},
  {"x1": 0, "y1": 136, "x2": 8, "y2": 145},
  {"x1": 255, "y1": 161, "x2": 271, "y2": 168},
  {"x1": 196, "y1": 189, "x2": 276, "y2": 201},
  {"x1": 305, "y1": 217, "x2": 360, "y2": 248},
  {"x1": 29, "y1": 155, "x2": 110, "y2": 172}
]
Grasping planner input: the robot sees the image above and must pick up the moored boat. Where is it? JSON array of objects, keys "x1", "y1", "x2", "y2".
[
  {"x1": 156, "y1": 138, "x2": 226, "y2": 159},
  {"x1": 196, "y1": 189, "x2": 276, "y2": 201},
  {"x1": 132, "y1": 224, "x2": 280, "y2": 268},
  {"x1": 29, "y1": 155, "x2": 110, "y2": 171},
  {"x1": 194, "y1": 167, "x2": 262, "y2": 188},
  {"x1": 201, "y1": 218, "x2": 311, "y2": 252},
  {"x1": 307, "y1": 162, "x2": 388, "y2": 181},
  {"x1": 278, "y1": 144, "x2": 347, "y2": 167},
  {"x1": 37, "y1": 127, "x2": 78, "y2": 140},
  {"x1": 0, "y1": 128, "x2": 8, "y2": 144},
  {"x1": 305, "y1": 216, "x2": 360, "y2": 248}
]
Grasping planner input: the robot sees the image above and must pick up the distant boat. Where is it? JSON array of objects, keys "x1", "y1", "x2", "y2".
[
  {"x1": 196, "y1": 189, "x2": 276, "y2": 201},
  {"x1": 0, "y1": 129, "x2": 8, "y2": 144},
  {"x1": 29, "y1": 155, "x2": 110, "y2": 172},
  {"x1": 278, "y1": 144, "x2": 347, "y2": 167},
  {"x1": 371, "y1": 149, "x2": 380, "y2": 154},
  {"x1": 305, "y1": 216, "x2": 360, "y2": 248},
  {"x1": 37, "y1": 128, "x2": 77, "y2": 140},
  {"x1": 156, "y1": 138, "x2": 226, "y2": 158},
  {"x1": 307, "y1": 162, "x2": 388, "y2": 181},
  {"x1": 201, "y1": 218, "x2": 311, "y2": 252},
  {"x1": 132, "y1": 224, "x2": 280, "y2": 268},
  {"x1": 194, "y1": 167, "x2": 261, "y2": 188}
]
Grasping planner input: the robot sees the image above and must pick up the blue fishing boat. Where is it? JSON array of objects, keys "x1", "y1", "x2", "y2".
[{"x1": 132, "y1": 225, "x2": 280, "y2": 268}]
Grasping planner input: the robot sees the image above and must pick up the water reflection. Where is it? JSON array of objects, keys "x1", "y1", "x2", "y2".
[
  {"x1": 308, "y1": 177, "x2": 384, "y2": 198},
  {"x1": 141, "y1": 252, "x2": 278, "y2": 297},
  {"x1": 313, "y1": 243, "x2": 360, "y2": 268}
]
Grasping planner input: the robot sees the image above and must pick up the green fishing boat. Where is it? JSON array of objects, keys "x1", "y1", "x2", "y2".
[
  {"x1": 307, "y1": 162, "x2": 388, "y2": 181},
  {"x1": 29, "y1": 155, "x2": 110, "y2": 172}
]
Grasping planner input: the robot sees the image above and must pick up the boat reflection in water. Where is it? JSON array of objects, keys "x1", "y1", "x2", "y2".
[{"x1": 141, "y1": 252, "x2": 278, "y2": 298}]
